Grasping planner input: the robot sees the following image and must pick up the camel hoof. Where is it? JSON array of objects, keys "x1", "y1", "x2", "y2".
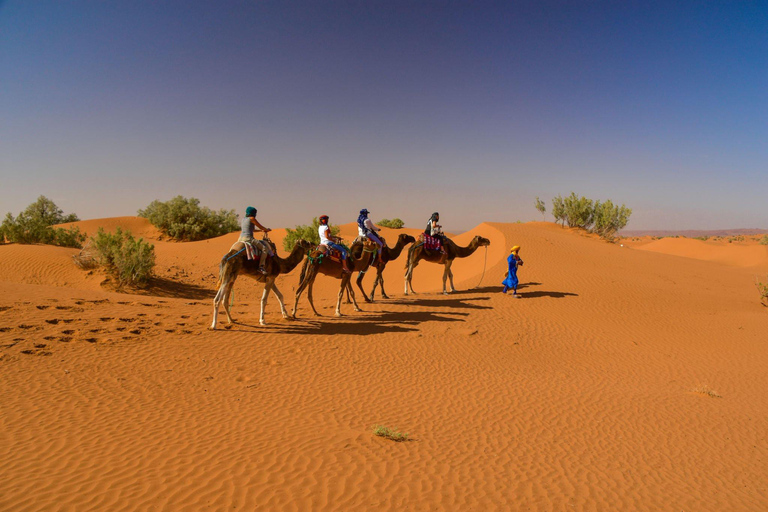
[
  {"x1": 382, "y1": 295, "x2": 389, "y2": 300},
  {"x1": 354, "y1": 308, "x2": 362, "y2": 312},
  {"x1": 208, "y1": 325, "x2": 216, "y2": 331},
  {"x1": 335, "y1": 312, "x2": 342, "y2": 317},
  {"x1": 259, "y1": 321, "x2": 266, "y2": 326}
]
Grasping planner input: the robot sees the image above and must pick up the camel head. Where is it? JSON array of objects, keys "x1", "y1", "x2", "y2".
[
  {"x1": 294, "y1": 239, "x2": 313, "y2": 251},
  {"x1": 399, "y1": 234, "x2": 416, "y2": 245},
  {"x1": 473, "y1": 236, "x2": 491, "y2": 247}
]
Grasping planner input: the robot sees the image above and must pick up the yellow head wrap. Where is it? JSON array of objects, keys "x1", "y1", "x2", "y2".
[{"x1": 510, "y1": 245, "x2": 521, "y2": 254}]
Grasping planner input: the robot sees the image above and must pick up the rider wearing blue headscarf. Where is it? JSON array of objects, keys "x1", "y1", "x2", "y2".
[{"x1": 357, "y1": 209, "x2": 384, "y2": 261}]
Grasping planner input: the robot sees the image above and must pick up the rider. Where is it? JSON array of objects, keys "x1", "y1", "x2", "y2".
[
  {"x1": 239, "y1": 206, "x2": 272, "y2": 274},
  {"x1": 357, "y1": 208, "x2": 384, "y2": 262},
  {"x1": 318, "y1": 215, "x2": 351, "y2": 274},
  {"x1": 424, "y1": 212, "x2": 447, "y2": 252}
]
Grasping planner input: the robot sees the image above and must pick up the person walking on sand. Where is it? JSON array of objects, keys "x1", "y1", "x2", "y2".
[
  {"x1": 502, "y1": 245, "x2": 524, "y2": 297},
  {"x1": 239, "y1": 206, "x2": 272, "y2": 274}
]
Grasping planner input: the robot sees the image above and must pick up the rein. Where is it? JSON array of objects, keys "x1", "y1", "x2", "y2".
[{"x1": 471, "y1": 245, "x2": 488, "y2": 289}]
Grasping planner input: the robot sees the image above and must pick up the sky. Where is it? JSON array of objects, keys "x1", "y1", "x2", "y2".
[{"x1": 1, "y1": 0, "x2": 766, "y2": 231}]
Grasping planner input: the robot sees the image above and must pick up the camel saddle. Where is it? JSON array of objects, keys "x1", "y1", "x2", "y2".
[
  {"x1": 230, "y1": 238, "x2": 276, "y2": 261},
  {"x1": 311, "y1": 244, "x2": 345, "y2": 264},
  {"x1": 419, "y1": 233, "x2": 445, "y2": 252}
]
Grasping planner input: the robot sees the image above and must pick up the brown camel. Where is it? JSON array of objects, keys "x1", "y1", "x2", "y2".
[
  {"x1": 210, "y1": 238, "x2": 312, "y2": 328},
  {"x1": 348, "y1": 233, "x2": 416, "y2": 302},
  {"x1": 291, "y1": 239, "x2": 378, "y2": 318},
  {"x1": 404, "y1": 235, "x2": 491, "y2": 295}
]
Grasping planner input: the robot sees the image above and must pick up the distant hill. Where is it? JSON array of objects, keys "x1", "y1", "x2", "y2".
[{"x1": 620, "y1": 228, "x2": 768, "y2": 238}]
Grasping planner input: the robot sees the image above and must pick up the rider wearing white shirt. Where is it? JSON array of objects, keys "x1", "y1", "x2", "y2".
[{"x1": 318, "y1": 215, "x2": 351, "y2": 273}]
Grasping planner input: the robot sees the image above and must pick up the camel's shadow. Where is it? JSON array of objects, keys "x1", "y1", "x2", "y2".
[{"x1": 388, "y1": 296, "x2": 491, "y2": 310}]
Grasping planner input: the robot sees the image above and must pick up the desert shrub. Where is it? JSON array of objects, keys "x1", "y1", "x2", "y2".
[
  {"x1": 757, "y1": 275, "x2": 768, "y2": 307},
  {"x1": 694, "y1": 236, "x2": 709, "y2": 241},
  {"x1": 378, "y1": 218, "x2": 405, "y2": 229},
  {"x1": 592, "y1": 200, "x2": 632, "y2": 238},
  {"x1": 372, "y1": 425, "x2": 409, "y2": 442},
  {"x1": 90, "y1": 227, "x2": 155, "y2": 286},
  {"x1": 534, "y1": 197, "x2": 546, "y2": 219},
  {"x1": 283, "y1": 217, "x2": 340, "y2": 251},
  {"x1": 551, "y1": 195, "x2": 566, "y2": 226},
  {"x1": 760, "y1": 236, "x2": 768, "y2": 245},
  {"x1": 138, "y1": 196, "x2": 238, "y2": 241},
  {"x1": 1, "y1": 196, "x2": 85, "y2": 248},
  {"x1": 563, "y1": 192, "x2": 594, "y2": 229}
]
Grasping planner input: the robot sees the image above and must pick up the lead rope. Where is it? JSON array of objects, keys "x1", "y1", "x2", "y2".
[{"x1": 471, "y1": 245, "x2": 488, "y2": 289}]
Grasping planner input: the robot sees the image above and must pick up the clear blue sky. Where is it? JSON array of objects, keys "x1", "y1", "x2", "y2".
[{"x1": 1, "y1": 1, "x2": 766, "y2": 231}]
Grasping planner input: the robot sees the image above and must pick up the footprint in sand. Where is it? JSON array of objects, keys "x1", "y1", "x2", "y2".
[
  {"x1": 36, "y1": 305, "x2": 50, "y2": 310},
  {"x1": 137, "y1": 313, "x2": 147, "y2": 317},
  {"x1": 34, "y1": 343, "x2": 47, "y2": 348},
  {"x1": 21, "y1": 348, "x2": 52, "y2": 356},
  {"x1": 58, "y1": 336, "x2": 72, "y2": 343},
  {"x1": 18, "y1": 324, "x2": 36, "y2": 330},
  {"x1": 55, "y1": 306, "x2": 71, "y2": 310},
  {"x1": 45, "y1": 319, "x2": 59, "y2": 325},
  {"x1": 181, "y1": 315, "x2": 190, "y2": 319},
  {"x1": 61, "y1": 319, "x2": 74, "y2": 324},
  {"x1": 116, "y1": 327, "x2": 127, "y2": 332},
  {"x1": 100, "y1": 317, "x2": 114, "y2": 322},
  {"x1": 0, "y1": 327, "x2": 11, "y2": 333},
  {"x1": 119, "y1": 318, "x2": 136, "y2": 323},
  {"x1": 61, "y1": 330, "x2": 75, "y2": 335},
  {"x1": 0, "y1": 306, "x2": 12, "y2": 313},
  {"x1": 84, "y1": 338, "x2": 98, "y2": 343},
  {"x1": 129, "y1": 329, "x2": 142, "y2": 335},
  {"x1": 43, "y1": 336, "x2": 57, "y2": 341}
]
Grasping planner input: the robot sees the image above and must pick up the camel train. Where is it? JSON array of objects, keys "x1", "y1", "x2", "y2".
[{"x1": 210, "y1": 211, "x2": 490, "y2": 329}]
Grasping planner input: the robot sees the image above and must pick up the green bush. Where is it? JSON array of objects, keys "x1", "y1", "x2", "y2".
[
  {"x1": 759, "y1": 235, "x2": 768, "y2": 246},
  {"x1": 592, "y1": 200, "x2": 632, "y2": 238},
  {"x1": 756, "y1": 275, "x2": 768, "y2": 307},
  {"x1": 283, "y1": 217, "x2": 339, "y2": 252},
  {"x1": 534, "y1": 197, "x2": 546, "y2": 219},
  {"x1": 378, "y1": 218, "x2": 405, "y2": 229},
  {"x1": 90, "y1": 227, "x2": 155, "y2": 287},
  {"x1": 551, "y1": 195, "x2": 566, "y2": 226},
  {"x1": 563, "y1": 192, "x2": 595, "y2": 229},
  {"x1": 1, "y1": 196, "x2": 85, "y2": 248},
  {"x1": 138, "y1": 196, "x2": 238, "y2": 241}
]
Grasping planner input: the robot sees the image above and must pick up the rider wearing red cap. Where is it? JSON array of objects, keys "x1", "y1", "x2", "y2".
[{"x1": 318, "y1": 215, "x2": 351, "y2": 273}]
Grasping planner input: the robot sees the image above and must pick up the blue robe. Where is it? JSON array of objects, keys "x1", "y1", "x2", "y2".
[{"x1": 502, "y1": 254, "x2": 519, "y2": 291}]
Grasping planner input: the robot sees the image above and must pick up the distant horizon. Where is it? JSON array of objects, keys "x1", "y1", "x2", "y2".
[{"x1": 2, "y1": 1, "x2": 766, "y2": 232}]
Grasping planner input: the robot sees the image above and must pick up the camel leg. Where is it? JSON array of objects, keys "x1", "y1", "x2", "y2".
[
  {"x1": 291, "y1": 270, "x2": 313, "y2": 319},
  {"x1": 223, "y1": 282, "x2": 236, "y2": 323},
  {"x1": 442, "y1": 263, "x2": 450, "y2": 294},
  {"x1": 378, "y1": 266, "x2": 389, "y2": 299},
  {"x1": 345, "y1": 283, "x2": 353, "y2": 304},
  {"x1": 210, "y1": 280, "x2": 228, "y2": 330},
  {"x1": 270, "y1": 282, "x2": 289, "y2": 319},
  {"x1": 348, "y1": 280, "x2": 362, "y2": 312},
  {"x1": 446, "y1": 260, "x2": 456, "y2": 292},
  {"x1": 370, "y1": 272, "x2": 380, "y2": 302},
  {"x1": 259, "y1": 279, "x2": 273, "y2": 326},
  {"x1": 308, "y1": 279, "x2": 321, "y2": 316},
  {"x1": 405, "y1": 260, "x2": 418, "y2": 295},
  {"x1": 335, "y1": 281, "x2": 345, "y2": 317},
  {"x1": 356, "y1": 269, "x2": 372, "y2": 303}
]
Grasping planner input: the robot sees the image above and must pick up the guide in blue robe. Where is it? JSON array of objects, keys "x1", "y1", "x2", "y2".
[{"x1": 502, "y1": 247, "x2": 522, "y2": 294}]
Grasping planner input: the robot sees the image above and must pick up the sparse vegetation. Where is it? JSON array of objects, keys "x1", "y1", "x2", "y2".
[
  {"x1": 756, "y1": 275, "x2": 768, "y2": 307},
  {"x1": 373, "y1": 425, "x2": 409, "y2": 442},
  {"x1": 283, "y1": 217, "x2": 340, "y2": 251},
  {"x1": 378, "y1": 218, "x2": 405, "y2": 229},
  {"x1": 694, "y1": 236, "x2": 709, "y2": 241},
  {"x1": 534, "y1": 197, "x2": 546, "y2": 219},
  {"x1": 0, "y1": 196, "x2": 85, "y2": 248},
  {"x1": 692, "y1": 385, "x2": 722, "y2": 398},
  {"x1": 138, "y1": 196, "x2": 238, "y2": 241},
  {"x1": 549, "y1": 193, "x2": 631, "y2": 237},
  {"x1": 759, "y1": 235, "x2": 768, "y2": 245},
  {"x1": 89, "y1": 227, "x2": 155, "y2": 287}
]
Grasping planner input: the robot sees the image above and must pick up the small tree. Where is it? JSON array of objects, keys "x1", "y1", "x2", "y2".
[
  {"x1": 138, "y1": 196, "x2": 238, "y2": 241},
  {"x1": 90, "y1": 227, "x2": 155, "y2": 287},
  {"x1": 378, "y1": 218, "x2": 405, "y2": 229},
  {"x1": 283, "y1": 217, "x2": 340, "y2": 251},
  {"x1": 563, "y1": 192, "x2": 594, "y2": 229},
  {"x1": 1, "y1": 196, "x2": 85, "y2": 248},
  {"x1": 760, "y1": 235, "x2": 768, "y2": 246},
  {"x1": 592, "y1": 200, "x2": 632, "y2": 238},
  {"x1": 551, "y1": 195, "x2": 566, "y2": 226},
  {"x1": 756, "y1": 275, "x2": 768, "y2": 307},
  {"x1": 534, "y1": 197, "x2": 546, "y2": 220}
]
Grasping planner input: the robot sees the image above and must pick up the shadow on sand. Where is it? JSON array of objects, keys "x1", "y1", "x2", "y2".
[{"x1": 142, "y1": 278, "x2": 215, "y2": 300}]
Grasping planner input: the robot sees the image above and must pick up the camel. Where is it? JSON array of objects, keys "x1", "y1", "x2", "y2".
[
  {"x1": 210, "y1": 237, "x2": 312, "y2": 328},
  {"x1": 291, "y1": 239, "x2": 378, "y2": 318},
  {"x1": 348, "y1": 233, "x2": 416, "y2": 302},
  {"x1": 404, "y1": 235, "x2": 491, "y2": 295}
]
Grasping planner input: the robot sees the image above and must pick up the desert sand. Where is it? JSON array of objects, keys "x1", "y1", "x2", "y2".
[{"x1": 1, "y1": 218, "x2": 767, "y2": 510}]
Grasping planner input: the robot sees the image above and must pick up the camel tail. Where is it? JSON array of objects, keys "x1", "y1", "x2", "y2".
[
  {"x1": 215, "y1": 254, "x2": 228, "y2": 289},
  {"x1": 405, "y1": 244, "x2": 417, "y2": 269}
]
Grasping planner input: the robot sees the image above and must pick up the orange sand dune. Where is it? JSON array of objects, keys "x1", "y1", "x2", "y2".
[
  {"x1": 634, "y1": 237, "x2": 768, "y2": 271},
  {"x1": 1, "y1": 220, "x2": 767, "y2": 511},
  {"x1": 58, "y1": 215, "x2": 164, "y2": 240}
]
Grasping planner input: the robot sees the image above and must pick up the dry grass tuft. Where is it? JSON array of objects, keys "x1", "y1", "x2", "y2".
[
  {"x1": 373, "y1": 425, "x2": 409, "y2": 442},
  {"x1": 692, "y1": 385, "x2": 722, "y2": 398}
]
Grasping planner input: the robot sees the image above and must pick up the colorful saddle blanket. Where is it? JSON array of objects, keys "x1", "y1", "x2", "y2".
[{"x1": 421, "y1": 234, "x2": 443, "y2": 251}]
